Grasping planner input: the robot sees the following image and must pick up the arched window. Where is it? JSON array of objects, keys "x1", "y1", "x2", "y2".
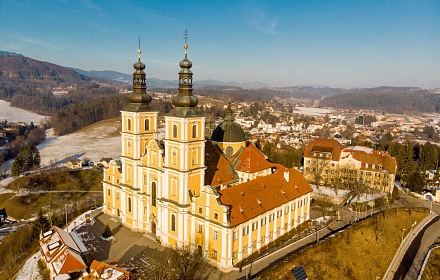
[
  {"x1": 128, "y1": 197, "x2": 132, "y2": 212},
  {"x1": 152, "y1": 182, "x2": 157, "y2": 207},
  {"x1": 172, "y1": 149, "x2": 177, "y2": 165},
  {"x1": 127, "y1": 119, "x2": 131, "y2": 131},
  {"x1": 192, "y1": 124, "x2": 197, "y2": 138},
  {"x1": 144, "y1": 118, "x2": 150, "y2": 131},
  {"x1": 172, "y1": 124, "x2": 178, "y2": 138},
  {"x1": 192, "y1": 150, "x2": 198, "y2": 166},
  {"x1": 225, "y1": 146, "x2": 234, "y2": 156},
  {"x1": 171, "y1": 214, "x2": 176, "y2": 231}
]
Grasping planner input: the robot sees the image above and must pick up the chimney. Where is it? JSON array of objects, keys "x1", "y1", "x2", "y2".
[{"x1": 284, "y1": 170, "x2": 289, "y2": 183}]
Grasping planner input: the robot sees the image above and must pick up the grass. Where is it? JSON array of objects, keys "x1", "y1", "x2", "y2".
[
  {"x1": 421, "y1": 247, "x2": 440, "y2": 280},
  {"x1": 257, "y1": 209, "x2": 429, "y2": 280},
  {"x1": 0, "y1": 169, "x2": 103, "y2": 220}
]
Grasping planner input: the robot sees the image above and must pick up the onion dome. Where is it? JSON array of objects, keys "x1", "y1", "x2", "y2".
[
  {"x1": 210, "y1": 103, "x2": 246, "y2": 142},
  {"x1": 129, "y1": 49, "x2": 151, "y2": 104},
  {"x1": 172, "y1": 30, "x2": 198, "y2": 108}
]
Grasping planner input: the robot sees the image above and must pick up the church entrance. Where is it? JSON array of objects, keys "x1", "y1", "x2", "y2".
[{"x1": 151, "y1": 221, "x2": 156, "y2": 235}]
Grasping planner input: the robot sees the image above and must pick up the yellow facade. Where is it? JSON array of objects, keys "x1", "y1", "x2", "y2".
[{"x1": 102, "y1": 48, "x2": 312, "y2": 272}]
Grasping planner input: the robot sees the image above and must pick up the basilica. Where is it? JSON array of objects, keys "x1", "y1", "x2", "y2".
[{"x1": 102, "y1": 34, "x2": 312, "y2": 271}]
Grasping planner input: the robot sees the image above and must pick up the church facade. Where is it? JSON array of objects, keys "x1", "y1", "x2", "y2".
[{"x1": 102, "y1": 35, "x2": 312, "y2": 271}]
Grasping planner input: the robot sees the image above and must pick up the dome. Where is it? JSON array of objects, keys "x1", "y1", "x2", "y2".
[
  {"x1": 133, "y1": 59, "x2": 145, "y2": 73},
  {"x1": 210, "y1": 120, "x2": 246, "y2": 143}
]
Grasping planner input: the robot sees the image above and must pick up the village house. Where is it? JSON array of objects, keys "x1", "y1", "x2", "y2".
[{"x1": 39, "y1": 226, "x2": 88, "y2": 279}]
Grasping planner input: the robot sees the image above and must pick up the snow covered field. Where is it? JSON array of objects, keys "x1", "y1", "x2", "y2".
[
  {"x1": 38, "y1": 125, "x2": 121, "y2": 167},
  {"x1": 293, "y1": 106, "x2": 334, "y2": 116},
  {"x1": 0, "y1": 100, "x2": 47, "y2": 124}
]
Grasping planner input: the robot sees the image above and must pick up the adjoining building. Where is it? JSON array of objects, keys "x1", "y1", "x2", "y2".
[
  {"x1": 303, "y1": 138, "x2": 397, "y2": 193},
  {"x1": 102, "y1": 33, "x2": 312, "y2": 271},
  {"x1": 39, "y1": 226, "x2": 88, "y2": 279}
]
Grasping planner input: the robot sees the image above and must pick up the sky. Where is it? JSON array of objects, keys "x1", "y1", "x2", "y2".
[{"x1": 0, "y1": 0, "x2": 439, "y2": 88}]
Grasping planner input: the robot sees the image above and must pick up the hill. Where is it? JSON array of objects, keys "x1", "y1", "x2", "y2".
[{"x1": 319, "y1": 87, "x2": 440, "y2": 114}]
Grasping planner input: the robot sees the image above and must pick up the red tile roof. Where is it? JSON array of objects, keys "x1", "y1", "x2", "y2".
[
  {"x1": 235, "y1": 143, "x2": 276, "y2": 173},
  {"x1": 219, "y1": 168, "x2": 312, "y2": 226},
  {"x1": 304, "y1": 138, "x2": 345, "y2": 161},
  {"x1": 51, "y1": 247, "x2": 86, "y2": 275}
]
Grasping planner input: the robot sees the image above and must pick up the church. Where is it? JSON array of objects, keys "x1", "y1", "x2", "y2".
[{"x1": 102, "y1": 33, "x2": 312, "y2": 271}]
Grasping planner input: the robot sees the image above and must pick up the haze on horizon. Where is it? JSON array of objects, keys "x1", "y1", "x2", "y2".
[{"x1": 0, "y1": 0, "x2": 439, "y2": 88}]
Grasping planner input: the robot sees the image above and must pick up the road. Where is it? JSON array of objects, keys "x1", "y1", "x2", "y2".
[{"x1": 383, "y1": 190, "x2": 440, "y2": 280}]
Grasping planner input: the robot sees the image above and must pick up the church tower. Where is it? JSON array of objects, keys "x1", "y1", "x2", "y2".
[
  {"x1": 161, "y1": 30, "x2": 206, "y2": 247},
  {"x1": 119, "y1": 40, "x2": 158, "y2": 228}
]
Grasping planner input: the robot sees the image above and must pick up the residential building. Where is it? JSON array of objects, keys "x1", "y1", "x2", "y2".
[
  {"x1": 102, "y1": 37, "x2": 312, "y2": 271},
  {"x1": 39, "y1": 226, "x2": 88, "y2": 279},
  {"x1": 303, "y1": 138, "x2": 397, "y2": 193}
]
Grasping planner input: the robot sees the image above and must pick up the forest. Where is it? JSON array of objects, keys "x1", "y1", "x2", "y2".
[{"x1": 320, "y1": 87, "x2": 440, "y2": 114}]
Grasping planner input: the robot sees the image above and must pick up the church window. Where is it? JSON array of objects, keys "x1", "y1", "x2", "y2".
[
  {"x1": 171, "y1": 214, "x2": 176, "y2": 231},
  {"x1": 285, "y1": 207, "x2": 289, "y2": 214},
  {"x1": 128, "y1": 197, "x2": 132, "y2": 212},
  {"x1": 192, "y1": 124, "x2": 197, "y2": 138},
  {"x1": 107, "y1": 189, "x2": 110, "y2": 195},
  {"x1": 198, "y1": 224, "x2": 202, "y2": 233},
  {"x1": 213, "y1": 230, "x2": 218, "y2": 240},
  {"x1": 127, "y1": 119, "x2": 131, "y2": 131},
  {"x1": 261, "y1": 217, "x2": 266, "y2": 226},
  {"x1": 151, "y1": 182, "x2": 157, "y2": 207},
  {"x1": 172, "y1": 149, "x2": 177, "y2": 165},
  {"x1": 252, "y1": 222, "x2": 258, "y2": 231},
  {"x1": 172, "y1": 124, "x2": 178, "y2": 138},
  {"x1": 192, "y1": 150, "x2": 198, "y2": 166},
  {"x1": 198, "y1": 206, "x2": 203, "y2": 214},
  {"x1": 291, "y1": 203, "x2": 295, "y2": 211},
  {"x1": 171, "y1": 178, "x2": 177, "y2": 196},
  {"x1": 144, "y1": 118, "x2": 150, "y2": 131},
  {"x1": 225, "y1": 146, "x2": 234, "y2": 156},
  {"x1": 212, "y1": 250, "x2": 217, "y2": 259},
  {"x1": 243, "y1": 226, "x2": 249, "y2": 236},
  {"x1": 233, "y1": 231, "x2": 237, "y2": 240},
  {"x1": 214, "y1": 211, "x2": 219, "y2": 220}
]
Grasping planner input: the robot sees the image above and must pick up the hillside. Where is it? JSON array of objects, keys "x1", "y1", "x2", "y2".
[
  {"x1": 0, "y1": 54, "x2": 91, "y2": 96},
  {"x1": 319, "y1": 87, "x2": 440, "y2": 114}
]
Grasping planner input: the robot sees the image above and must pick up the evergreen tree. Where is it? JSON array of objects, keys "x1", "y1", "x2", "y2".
[
  {"x1": 31, "y1": 210, "x2": 51, "y2": 239},
  {"x1": 102, "y1": 224, "x2": 112, "y2": 238}
]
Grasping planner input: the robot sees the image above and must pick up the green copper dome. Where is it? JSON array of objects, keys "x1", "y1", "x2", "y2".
[{"x1": 210, "y1": 104, "x2": 246, "y2": 143}]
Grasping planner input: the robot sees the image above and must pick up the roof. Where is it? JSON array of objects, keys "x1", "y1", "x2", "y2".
[
  {"x1": 51, "y1": 247, "x2": 87, "y2": 275},
  {"x1": 219, "y1": 168, "x2": 312, "y2": 226},
  {"x1": 350, "y1": 150, "x2": 397, "y2": 174},
  {"x1": 210, "y1": 120, "x2": 246, "y2": 143},
  {"x1": 40, "y1": 226, "x2": 88, "y2": 263},
  {"x1": 304, "y1": 138, "x2": 345, "y2": 161},
  {"x1": 83, "y1": 260, "x2": 130, "y2": 280},
  {"x1": 234, "y1": 143, "x2": 276, "y2": 173},
  {"x1": 204, "y1": 140, "x2": 237, "y2": 186}
]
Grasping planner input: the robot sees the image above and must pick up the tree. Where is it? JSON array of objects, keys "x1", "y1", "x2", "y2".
[
  {"x1": 31, "y1": 210, "x2": 51, "y2": 239},
  {"x1": 11, "y1": 144, "x2": 41, "y2": 176},
  {"x1": 102, "y1": 224, "x2": 112, "y2": 238},
  {"x1": 407, "y1": 171, "x2": 424, "y2": 192},
  {"x1": 372, "y1": 215, "x2": 384, "y2": 241},
  {"x1": 169, "y1": 245, "x2": 204, "y2": 280},
  {"x1": 305, "y1": 158, "x2": 330, "y2": 188}
]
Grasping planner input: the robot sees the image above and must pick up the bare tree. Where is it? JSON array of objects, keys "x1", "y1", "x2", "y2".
[
  {"x1": 305, "y1": 158, "x2": 330, "y2": 188},
  {"x1": 372, "y1": 215, "x2": 384, "y2": 241}
]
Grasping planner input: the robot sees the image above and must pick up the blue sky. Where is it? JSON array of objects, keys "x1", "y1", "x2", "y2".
[{"x1": 1, "y1": 0, "x2": 439, "y2": 88}]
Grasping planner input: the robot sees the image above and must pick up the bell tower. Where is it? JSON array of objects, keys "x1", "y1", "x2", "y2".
[
  {"x1": 121, "y1": 39, "x2": 158, "y2": 186},
  {"x1": 162, "y1": 30, "x2": 206, "y2": 246}
]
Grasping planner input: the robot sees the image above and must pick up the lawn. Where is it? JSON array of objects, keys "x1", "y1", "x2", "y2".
[
  {"x1": 258, "y1": 209, "x2": 429, "y2": 279},
  {"x1": 421, "y1": 247, "x2": 440, "y2": 280},
  {"x1": 0, "y1": 169, "x2": 103, "y2": 220}
]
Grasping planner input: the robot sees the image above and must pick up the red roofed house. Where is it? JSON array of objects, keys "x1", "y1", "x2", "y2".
[
  {"x1": 304, "y1": 138, "x2": 397, "y2": 192},
  {"x1": 83, "y1": 260, "x2": 131, "y2": 280},
  {"x1": 102, "y1": 43, "x2": 312, "y2": 271},
  {"x1": 39, "y1": 226, "x2": 88, "y2": 279}
]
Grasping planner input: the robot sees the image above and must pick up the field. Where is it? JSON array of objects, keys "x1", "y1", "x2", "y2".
[
  {"x1": 258, "y1": 210, "x2": 428, "y2": 279},
  {"x1": 422, "y1": 248, "x2": 440, "y2": 280},
  {"x1": 0, "y1": 169, "x2": 103, "y2": 220}
]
